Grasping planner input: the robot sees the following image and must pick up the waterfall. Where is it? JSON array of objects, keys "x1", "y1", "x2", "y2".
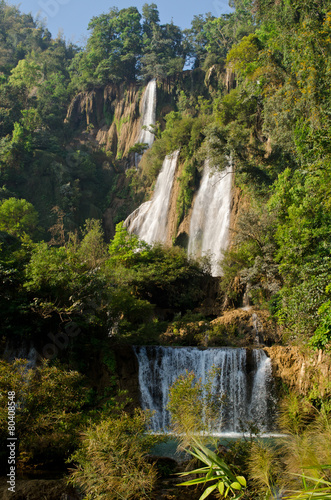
[
  {"x1": 125, "y1": 150, "x2": 179, "y2": 245},
  {"x1": 135, "y1": 79, "x2": 157, "y2": 165},
  {"x1": 188, "y1": 161, "x2": 232, "y2": 277},
  {"x1": 133, "y1": 346, "x2": 276, "y2": 435},
  {"x1": 3, "y1": 343, "x2": 38, "y2": 369}
]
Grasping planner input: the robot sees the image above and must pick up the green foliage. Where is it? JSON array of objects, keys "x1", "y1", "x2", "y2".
[
  {"x1": 69, "y1": 4, "x2": 186, "y2": 88},
  {"x1": 178, "y1": 441, "x2": 247, "y2": 500},
  {"x1": 70, "y1": 7, "x2": 142, "y2": 86},
  {"x1": 226, "y1": 34, "x2": 261, "y2": 77},
  {"x1": 137, "y1": 111, "x2": 207, "y2": 193},
  {"x1": 246, "y1": 396, "x2": 331, "y2": 499},
  {"x1": 108, "y1": 221, "x2": 150, "y2": 266},
  {"x1": 176, "y1": 160, "x2": 197, "y2": 223},
  {"x1": 283, "y1": 467, "x2": 331, "y2": 499},
  {"x1": 68, "y1": 409, "x2": 158, "y2": 500},
  {"x1": 107, "y1": 222, "x2": 206, "y2": 315},
  {"x1": 0, "y1": 197, "x2": 38, "y2": 240},
  {"x1": 248, "y1": 441, "x2": 281, "y2": 498},
  {"x1": 0, "y1": 2, "x2": 52, "y2": 75},
  {"x1": 310, "y1": 294, "x2": 331, "y2": 350},
  {"x1": 0, "y1": 359, "x2": 88, "y2": 465},
  {"x1": 8, "y1": 58, "x2": 43, "y2": 89},
  {"x1": 24, "y1": 242, "x2": 73, "y2": 293},
  {"x1": 268, "y1": 167, "x2": 331, "y2": 340},
  {"x1": 141, "y1": 7, "x2": 186, "y2": 79},
  {"x1": 77, "y1": 218, "x2": 107, "y2": 268},
  {"x1": 168, "y1": 369, "x2": 223, "y2": 448}
]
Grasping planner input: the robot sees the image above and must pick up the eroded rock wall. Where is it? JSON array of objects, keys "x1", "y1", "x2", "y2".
[
  {"x1": 66, "y1": 83, "x2": 142, "y2": 158},
  {"x1": 266, "y1": 346, "x2": 331, "y2": 396}
]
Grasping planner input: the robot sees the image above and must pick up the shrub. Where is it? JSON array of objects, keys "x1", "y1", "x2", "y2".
[{"x1": 68, "y1": 409, "x2": 158, "y2": 500}]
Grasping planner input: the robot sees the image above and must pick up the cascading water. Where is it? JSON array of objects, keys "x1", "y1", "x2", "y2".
[
  {"x1": 133, "y1": 346, "x2": 276, "y2": 435},
  {"x1": 135, "y1": 79, "x2": 157, "y2": 165},
  {"x1": 3, "y1": 343, "x2": 38, "y2": 369},
  {"x1": 188, "y1": 160, "x2": 232, "y2": 277},
  {"x1": 125, "y1": 150, "x2": 179, "y2": 244}
]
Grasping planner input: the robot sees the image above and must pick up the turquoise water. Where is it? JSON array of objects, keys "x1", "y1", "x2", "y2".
[{"x1": 151, "y1": 433, "x2": 284, "y2": 461}]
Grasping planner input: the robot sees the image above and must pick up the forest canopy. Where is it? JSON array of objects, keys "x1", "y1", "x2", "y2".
[{"x1": 1, "y1": 1, "x2": 331, "y2": 498}]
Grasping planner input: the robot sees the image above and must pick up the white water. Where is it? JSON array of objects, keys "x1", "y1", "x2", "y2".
[
  {"x1": 134, "y1": 346, "x2": 276, "y2": 434},
  {"x1": 188, "y1": 160, "x2": 232, "y2": 277},
  {"x1": 4, "y1": 343, "x2": 38, "y2": 369},
  {"x1": 125, "y1": 150, "x2": 179, "y2": 244},
  {"x1": 135, "y1": 79, "x2": 157, "y2": 165}
]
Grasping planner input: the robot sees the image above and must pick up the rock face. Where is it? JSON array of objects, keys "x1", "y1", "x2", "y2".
[
  {"x1": 265, "y1": 346, "x2": 331, "y2": 396},
  {"x1": 211, "y1": 308, "x2": 280, "y2": 346},
  {"x1": 66, "y1": 83, "x2": 141, "y2": 159},
  {"x1": 113, "y1": 345, "x2": 141, "y2": 411}
]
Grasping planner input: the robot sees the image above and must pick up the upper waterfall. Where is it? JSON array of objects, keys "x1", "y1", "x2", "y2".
[
  {"x1": 136, "y1": 79, "x2": 157, "y2": 150},
  {"x1": 133, "y1": 346, "x2": 277, "y2": 435},
  {"x1": 188, "y1": 160, "x2": 232, "y2": 277},
  {"x1": 125, "y1": 150, "x2": 179, "y2": 245}
]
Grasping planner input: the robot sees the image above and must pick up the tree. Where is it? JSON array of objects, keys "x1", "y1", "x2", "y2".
[
  {"x1": 71, "y1": 7, "x2": 142, "y2": 86},
  {"x1": 0, "y1": 1, "x2": 51, "y2": 75},
  {"x1": 0, "y1": 197, "x2": 38, "y2": 240},
  {"x1": 140, "y1": 15, "x2": 186, "y2": 79},
  {"x1": 77, "y1": 219, "x2": 107, "y2": 268},
  {"x1": 142, "y1": 2, "x2": 160, "y2": 39}
]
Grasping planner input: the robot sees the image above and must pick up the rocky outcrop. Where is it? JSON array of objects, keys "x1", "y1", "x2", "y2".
[
  {"x1": 265, "y1": 345, "x2": 331, "y2": 396},
  {"x1": 210, "y1": 307, "x2": 280, "y2": 346},
  {"x1": 113, "y1": 345, "x2": 141, "y2": 411},
  {"x1": 66, "y1": 83, "x2": 142, "y2": 159}
]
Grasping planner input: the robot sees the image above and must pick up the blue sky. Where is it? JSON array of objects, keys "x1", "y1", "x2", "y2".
[{"x1": 13, "y1": 0, "x2": 232, "y2": 45}]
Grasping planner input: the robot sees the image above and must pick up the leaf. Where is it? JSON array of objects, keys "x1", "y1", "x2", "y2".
[
  {"x1": 206, "y1": 467, "x2": 214, "y2": 480},
  {"x1": 190, "y1": 442, "x2": 235, "y2": 479},
  {"x1": 199, "y1": 483, "x2": 218, "y2": 500},
  {"x1": 236, "y1": 476, "x2": 247, "y2": 487},
  {"x1": 178, "y1": 467, "x2": 210, "y2": 476},
  {"x1": 218, "y1": 481, "x2": 225, "y2": 495},
  {"x1": 230, "y1": 482, "x2": 242, "y2": 491}
]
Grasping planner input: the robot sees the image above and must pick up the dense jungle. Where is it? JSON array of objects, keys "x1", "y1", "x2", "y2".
[{"x1": 0, "y1": 0, "x2": 331, "y2": 498}]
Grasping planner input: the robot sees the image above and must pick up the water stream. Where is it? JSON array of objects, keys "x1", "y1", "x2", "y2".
[
  {"x1": 135, "y1": 79, "x2": 157, "y2": 165},
  {"x1": 188, "y1": 161, "x2": 232, "y2": 277},
  {"x1": 125, "y1": 150, "x2": 179, "y2": 244},
  {"x1": 133, "y1": 346, "x2": 276, "y2": 435}
]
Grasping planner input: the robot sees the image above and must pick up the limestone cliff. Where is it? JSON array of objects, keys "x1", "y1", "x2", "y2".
[
  {"x1": 66, "y1": 83, "x2": 142, "y2": 159},
  {"x1": 266, "y1": 346, "x2": 331, "y2": 396}
]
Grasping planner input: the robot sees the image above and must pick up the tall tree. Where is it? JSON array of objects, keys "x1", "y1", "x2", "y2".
[{"x1": 70, "y1": 7, "x2": 142, "y2": 86}]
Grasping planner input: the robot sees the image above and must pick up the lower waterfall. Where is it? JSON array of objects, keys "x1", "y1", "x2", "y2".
[
  {"x1": 188, "y1": 161, "x2": 232, "y2": 277},
  {"x1": 125, "y1": 150, "x2": 179, "y2": 244},
  {"x1": 133, "y1": 346, "x2": 276, "y2": 435}
]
